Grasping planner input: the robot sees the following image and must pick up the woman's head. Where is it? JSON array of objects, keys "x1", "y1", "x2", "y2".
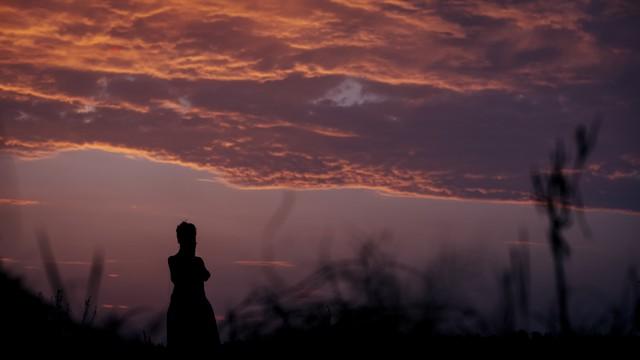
[{"x1": 176, "y1": 221, "x2": 197, "y2": 252}]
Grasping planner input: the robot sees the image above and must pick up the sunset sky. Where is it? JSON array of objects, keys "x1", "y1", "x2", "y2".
[{"x1": 1, "y1": 0, "x2": 639, "y2": 336}]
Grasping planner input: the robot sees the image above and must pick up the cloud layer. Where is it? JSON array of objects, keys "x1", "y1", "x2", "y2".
[{"x1": 1, "y1": 0, "x2": 639, "y2": 211}]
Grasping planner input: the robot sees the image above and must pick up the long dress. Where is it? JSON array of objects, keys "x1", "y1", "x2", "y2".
[{"x1": 167, "y1": 254, "x2": 221, "y2": 353}]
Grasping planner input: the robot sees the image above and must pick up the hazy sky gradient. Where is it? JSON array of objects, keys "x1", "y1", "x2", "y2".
[{"x1": 1, "y1": 149, "x2": 639, "y2": 334}]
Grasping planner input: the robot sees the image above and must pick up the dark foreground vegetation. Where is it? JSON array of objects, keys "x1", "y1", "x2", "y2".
[
  {"x1": 0, "y1": 266, "x2": 164, "y2": 356},
  {"x1": 1, "y1": 243, "x2": 638, "y2": 357}
]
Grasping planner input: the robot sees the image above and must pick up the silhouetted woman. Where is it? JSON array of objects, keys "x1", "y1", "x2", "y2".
[{"x1": 167, "y1": 221, "x2": 220, "y2": 353}]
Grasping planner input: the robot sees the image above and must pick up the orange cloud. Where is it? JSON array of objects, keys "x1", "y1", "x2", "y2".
[
  {"x1": 233, "y1": 260, "x2": 296, "y2": 268},
  {"x1": 0, "y1": 198, "x2": 40, "y2": 206},
  {"x1": 0, "y1": 84, "x2": 149, "y2": 113},
  {"x1": 1, "y1": 138, "x2": 214, "y2": 172},
  {"x1": 3, "y1": 135, "x2": 639, "y2": 216},
  {"x1": 0, "y1": 0, "x2": 604, "y2": 91}
]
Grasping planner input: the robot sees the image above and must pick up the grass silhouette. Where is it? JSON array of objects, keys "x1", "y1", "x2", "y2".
[
  {"x1": 531, "y1": 119, "x2": 599, "y2": 334},
  {"x1": 0, "y1": 262, "x2": 166, "y2": 356}
]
